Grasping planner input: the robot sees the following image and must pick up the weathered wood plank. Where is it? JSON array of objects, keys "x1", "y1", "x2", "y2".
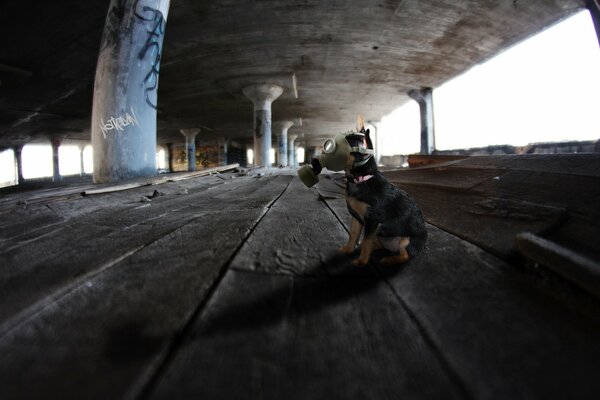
[
  {"x1": 378, "y1": 225, "x2": 600, "y2": 400},
  {"x1": 0, "y1": 174, "x2": 226, "y2": 242},
  {"x1": 230, "y1": 176, "x2": 362, "y2": 277},
  {"x1": 515, "y1": 232, "x2": 600, "y2": 298},
  {"x1": 455, "y1": 154, "x2": 600, "y2": 177},
  {"x1": 391, "y1": 183, "x2": 566, "y2": 258},
  {"x1": 147, "y1": 269, "x2": 467, "y2": 400},
  {"x1": 0, "y1": 175, "x2": 290, "y2": 332},
  {"x1": 384, "y1": 166, "x2": 503, "y2": 190},
  {"x1": 0, "y1": 177, "x2": 292, "y2": 400}
]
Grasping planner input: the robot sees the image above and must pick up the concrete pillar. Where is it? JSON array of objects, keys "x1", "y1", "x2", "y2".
[
  {"x1": 304, "y1": 146, "x2": 316, "y2": 165},
  {"x1": 273, "y1": 121, "x2": 293, "y2": 167},
  {"x1": 587, "y1": 0, "x2": 600, "y2": 48},
  {"x1": 222, "y1": 138, "x2": 229, "y2": 165},
  {"x1": 14, "y1": 145, "x2": 24, "y2": 184},
  {"x1": 288, "y1": 134, "x2": 298, "y2": 168},
  {"x1": 242, "y1": 84, "x2": 283, "y2": 168},
  {"x1": 166, "y1": 142, "x2": 174, "y2": 172},
  {"x1": 91, "y1": 0, "x2": 171, "y2": 183},
  {"x1": 408, "y1": 87, "x2": 435, "y2": 155},
  {"x1": 51, "y1": 136, "x2": 61, "y2": 182},
  {"x1": 367, "y1": 120, "x2": 382, "y2": 165},
  {"x1": 78, "y1": 145, "x2": 86, "y2": 176},
  {"x1": 180, "y1": 129, "x2": 200, "y2": 171}
]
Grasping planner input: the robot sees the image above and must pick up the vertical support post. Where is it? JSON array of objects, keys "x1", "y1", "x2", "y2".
[
  {"x1": 273, "y1": 121, "x2": 293, "y2": 167},
  {"x1": 14, "y1": 145, "x2": 24, "y2": 184},
  {"x1": 242, "y1": 84, "x2": 283, "y2": 168},
  {"x1": 166, "y1": 142, "x2": 174, "y2": 172},
  {"x1": 367, "y1": 120, "x2": 381, "y2": 165},
  {"x1": 51, "y1": 136, "x2": 61, "y2": 182},
  {"x1": 79, "y1": 144, "x2": 86, "y2": 176},
  {"x1": 408, "y1": 87, "x2": 435, "y2": 155},
  {"x1": 180, "y1": 129, "x2": 200, "y2": 171},
  {"x1": 222, "y1": 138, "x2": 229, "y2": 165},
  {"x1": 304, "y1": 146, "x2": 315, "y2": 165},
  {"x1": 587, "y1": 0, "x2": 600, "y2": 48},
  {"x1": 91, "y1": 0, "x2": 171, "y2": 183},
  {"x1": 288, "y1": 134, "x2": 298, "y2": 168}
]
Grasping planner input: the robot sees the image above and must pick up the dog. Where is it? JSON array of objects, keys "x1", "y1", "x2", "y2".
[{"x1": 338, "y1": 121, "x2": 428, "y2": 265}]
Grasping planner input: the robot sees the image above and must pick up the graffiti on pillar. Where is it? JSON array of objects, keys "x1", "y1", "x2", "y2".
[
  {"x1": 99, "y1": 107, "x2": 140, "y2": 139},
  {"x1": 254, "y1": 110, "x2": 271, "y2": 139},
  {"x1": 254, "y1": 115, "x2": 263, "y2": 139},
  {"x1": 134, "y1": 0, "x2": 165, "y2": 110}
]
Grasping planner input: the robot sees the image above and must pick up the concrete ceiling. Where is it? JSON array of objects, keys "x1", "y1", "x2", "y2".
[{"x1": 0, "y1": 0, "x2": 585, "y2": 149}]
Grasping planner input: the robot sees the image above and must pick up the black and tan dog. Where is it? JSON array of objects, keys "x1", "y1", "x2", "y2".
[{"x1": 339, "y1": 125, "x2": 428, "y2": 265}]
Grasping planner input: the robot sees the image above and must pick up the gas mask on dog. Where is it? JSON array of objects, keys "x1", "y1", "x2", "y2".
[{"x1": 297, "y1": 131, "x2": 374, "y2": 188}]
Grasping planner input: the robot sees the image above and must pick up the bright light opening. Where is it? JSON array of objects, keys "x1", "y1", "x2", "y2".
[
  {"x1": 83, "y1": 145, "x2": 93, "y2": 173},
  {"x1": 58, "y1": 145, "x2": 82, "y2": 176},
  {"x1": 380, "y1": 101, "x2": 421, "y2": 155},
  {"x1": 0, "y1": 149, "x2": 16, "y2": 187},
  {"x1": 269, "y1": 148, "x2": 275, "y2": 164},
  {"x1": 434, "y1": 10, "x2": 600, "y2": 150},
  {"x1": 380, "y1": 9, "x2": 600, "y2": 154},
  {"x1": 156, "y1": 147, "x2": 166, "y2": 169},
  {"x1": 247, "y1": 148, "x2": 254, "y2": 165},
  {"x1": 296, "y1": 147, "x2": 305, "y2": 164},
  {"x1": 22, "y1": 144, "x2": 52, "y2": 179}
]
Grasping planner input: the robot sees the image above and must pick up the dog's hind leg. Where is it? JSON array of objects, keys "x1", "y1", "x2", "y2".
[
  {"x1": 352, "y1": 233, "x2": 382, "y2": 265},
  {"x1": 380, "y1": 237, "x2": 411, "y2": 265}
]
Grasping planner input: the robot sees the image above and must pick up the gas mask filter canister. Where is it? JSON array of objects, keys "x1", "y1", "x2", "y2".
[{"x1": 297, "y1": 131, "x2": 372, "y2": 187}]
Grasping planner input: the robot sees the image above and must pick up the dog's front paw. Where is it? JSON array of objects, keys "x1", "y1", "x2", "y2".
[
  {"x1": 352, "y1": 258, "x2": 368, "y2": 266},
  {"x1": 339, "y1": 245, "x2": 355, "y2": 254}
]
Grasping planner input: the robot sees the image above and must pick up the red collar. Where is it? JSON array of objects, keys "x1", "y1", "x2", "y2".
[{"x1": 352, "y1": 174, "x2": 373, "y2": 184}]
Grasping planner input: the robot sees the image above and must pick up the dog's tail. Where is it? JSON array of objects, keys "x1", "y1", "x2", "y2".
[{"x1": 406, "y1": 230, "x2": 427, "y2": 259}]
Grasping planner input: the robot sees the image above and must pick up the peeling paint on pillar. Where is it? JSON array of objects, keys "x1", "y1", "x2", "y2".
[{"x1": 91, "y1": 0, "x2": 171, "y2": 183}]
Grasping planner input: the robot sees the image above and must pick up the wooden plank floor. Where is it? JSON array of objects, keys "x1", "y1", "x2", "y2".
[{"x1": 1, "y1": 168, "x2": 599, "y2": 400}]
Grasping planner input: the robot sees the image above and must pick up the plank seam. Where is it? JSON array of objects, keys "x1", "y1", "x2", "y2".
[
  {"x1": 376, "y1": 268, "x2": 476, "y2": 400},
  {"x1": 0, "y1": 177, "x2": 268, "y2": 338},
  {"x1": 131, "y1": 176, "x2": 294, "y2": 400}
]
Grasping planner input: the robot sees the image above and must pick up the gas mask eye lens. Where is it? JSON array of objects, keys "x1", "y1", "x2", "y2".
[{"x1": 323, "y1": 138, "x2": 336, "y2": 154}]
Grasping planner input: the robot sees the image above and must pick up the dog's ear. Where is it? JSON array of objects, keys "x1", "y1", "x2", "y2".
[
  {"x1": 356, "y1": 115, "x2": 365, "y2": 133},
  {"x1": 364, "y1": 128, "x2": 374, "y2": 150}
]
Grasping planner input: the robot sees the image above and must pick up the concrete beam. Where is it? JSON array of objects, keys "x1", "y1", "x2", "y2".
[
  {"x1": 408, "y1": 87, "x2": 435, "y2": 155},
  {"x1": 91, "y1": 0, "x2": 171, "y2": 183},
  {"x1": 243, "y1": 84, "x2": 283, "y2": 168}
]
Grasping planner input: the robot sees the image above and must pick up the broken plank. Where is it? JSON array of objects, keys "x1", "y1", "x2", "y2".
[
  {"x1": 80, "y1": 163, "x2": 240, "y2": 196},
  {"x1": 515, "y1": 232, "x2": 600, "y2": 299}
]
